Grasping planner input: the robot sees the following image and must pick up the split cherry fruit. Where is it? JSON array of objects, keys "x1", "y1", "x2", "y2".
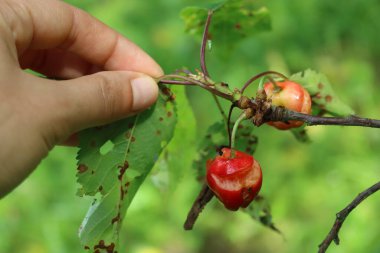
[
  {"x1": 264, "y1": 80, "x2": 312, "y2": 130},
  {"x1": 206, "y1": 148, "x2": 262, "y2": 211}
]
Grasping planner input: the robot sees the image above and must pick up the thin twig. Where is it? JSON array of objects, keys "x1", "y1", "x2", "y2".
[
  {"x1": 184, "y1": 184, "x2": 215, "y2": 230},
  {"x1": 318, "y1": 181, "x2": 380, "y2": 253},
  {"x1": 200, "y1": 10, "x2": 214, "y2": 78},
  {"x1": 157, "y1": 75, "x2": 234, "y2": 101}
]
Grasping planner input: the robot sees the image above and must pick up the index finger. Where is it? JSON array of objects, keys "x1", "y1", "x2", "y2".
[{"x1": 0, "y1": 0, "x2": 163, "y2": 77}]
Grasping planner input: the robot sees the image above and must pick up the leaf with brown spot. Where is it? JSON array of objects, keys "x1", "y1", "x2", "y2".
[
  {"x1": 290, "y1": 69, "x2": 354, "y2": 116},
  {"x1": 242, "y1": 195, "x2": 281, "y2": 234},
  {"x1": 76, "y1": 85, "x2": 176, "y2": 251},
  {"x1": 181, "y1": 0, "x2": 271, "y2": 50}
]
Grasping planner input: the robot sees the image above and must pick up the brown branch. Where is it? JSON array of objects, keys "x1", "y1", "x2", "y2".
[
  {"x1": 263, "y1": 106, "x2": 380, "y2": 128},
  {"x1": 318, "y1": 181, "x2": 380, "y2": 253},
  {"x1": 184, "y1": 184, "x2": 215, "y2": 230}
]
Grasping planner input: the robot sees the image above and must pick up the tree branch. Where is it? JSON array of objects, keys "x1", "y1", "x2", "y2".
[
  {"x1": 184, "y1": 184, "x2": 215, "y2": 230},
  {"x1": 318, "y1": 181, "x2": 380, "y2": 253},
  {"x1": 264, "y1": 106, "x2": 380, "y2": 128}
]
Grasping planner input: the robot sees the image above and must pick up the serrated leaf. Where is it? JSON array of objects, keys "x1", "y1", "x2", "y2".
[
  {"x1": 76, "y1": 87, "x2": 176, "y2": 251},
  {"x1": 181, "y1": 0, "x2": 271, "y2": 49},
  {"x1": 242, "y1": 195, "x2": 281, "y2": 234},
  {"x1": 193, "y1": 120, "x2": 258, "y2": 180},
  {"x1": 290, "y1": 69, "x2": 355, "y2": 116}
]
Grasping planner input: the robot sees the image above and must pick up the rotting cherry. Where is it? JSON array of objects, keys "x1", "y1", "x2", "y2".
[
  {"x1": 206, "y1": 148, "x2": 262, "y2": 211},
  {"x1": 264, "y1": 80, "x2": 312, "y2": 130}
]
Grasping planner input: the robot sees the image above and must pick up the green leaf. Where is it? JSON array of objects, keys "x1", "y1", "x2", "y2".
[
  {"x1": 150, "y1": 86, "x2": 197, "y2": 191},
  {"x1": 193, "y1": 121, "x2": 227, "y2": 181},
  {"x1": 76, "y1": 86, "x2": 176, "y2": 251},
  {"x1": 290, "y1": 69, "x2": 355, "y2": 116},
  {"x1": 242, "y1": 195, "x2": 281, "y2": 234},
  {"x1": 181, "y1": 0, "x2": 271, "y2": 48},
  {"x1": 290, "y1": 124, "x2": 311, "y2": 143},
  {"x1": 193, "y1": 119, "x2": 258, "y2": 180}
]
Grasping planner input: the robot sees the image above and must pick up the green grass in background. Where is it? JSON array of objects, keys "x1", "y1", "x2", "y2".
[{"x1": 1, "y1": 0, "x2": 380, "y2": 252}]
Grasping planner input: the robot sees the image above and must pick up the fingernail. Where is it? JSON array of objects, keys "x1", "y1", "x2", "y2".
[{"x1": 131, "y1": 76, "x2": 158, "y2": 111}]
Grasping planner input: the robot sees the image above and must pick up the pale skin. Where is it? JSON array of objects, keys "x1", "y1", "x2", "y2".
[{"x1": 0, "y1": 0, "x2": 163, "y2": 197}]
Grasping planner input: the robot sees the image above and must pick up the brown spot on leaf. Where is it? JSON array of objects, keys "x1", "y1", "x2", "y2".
[
  {"x1": 318, "y1": 83, "x2": 324, "y2": 90},
  {"x1": 99, "y1": 186, "x2": 103, "y2": 192},
  {"x1": 167, "y1": 111, "x2": 173, "y2": 117},
  {"x1": 325, "y1": 95, "x2": 332, "y2": 103},
  {"x1": 156, "y1": 130, "x2": 161, "y2": 136},
  {"x1": 131, "y1": 136, "x2": 136, "y2": 142},
  {"x1": 84, "y1": 246, "x2": 90, "y2": 250},
  {"x1": 112, "y1": 213, "x2": 121, "y2": 224},
  {"x1": 159, "y1": 117, "x2": 164, "y2": 122},
  {"x1": 118, "y1": 161, "x2": 129, "y2": 181},
  {"x1": 314, "y1": 92, "x2": 322, "y2": 99},
  {"x1": 77, "y1": 164, "x2": 88, "y2": 174},
  {"x1": 94, "y1": 240, "x2": 116, "y2": 253},
  {"x1": 245, "y1": 147, "x2": 252, "y2": 153},
  {"x1": 235, "y1": 23, "x2": 242, "y2": 29},
  {"x1": 125, "y1": 132, "x2": 131, "y2": 139},
  {"x1": 161, "y1": 86, "x2": 176, "y2": 101},
  {"x1": 120, "y1": 186, "x2": 125, "y2": 200}
]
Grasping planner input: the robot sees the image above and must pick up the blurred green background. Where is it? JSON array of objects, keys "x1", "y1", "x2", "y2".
[{"x1": 1, "y1": 0, "x2": 380, "y2": 252}]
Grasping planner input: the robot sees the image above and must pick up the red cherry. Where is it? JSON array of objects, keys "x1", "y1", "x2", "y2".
[
  {"x1": 206, "y1": 148, "x2": 262, "y2": 211},
  {"x1": 264, "y1": 80, "x2": 311, "y2": 130}
]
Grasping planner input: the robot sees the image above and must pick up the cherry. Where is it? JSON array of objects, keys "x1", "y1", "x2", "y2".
[
  {"x1": 264, "y1": 80, "x2": 312, "y2": 130},
  {"x1": 206, "y1": 148, "x2": 262, "y2": 211}
]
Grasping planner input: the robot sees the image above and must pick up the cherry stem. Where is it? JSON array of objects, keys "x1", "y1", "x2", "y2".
[
  {"x1": 240, "y1": 71, "x2": 287, "y2": 94},
  {"x1": 227, "y1": 104, "x2": 235, "y2": 148},
  {"x1": 230, "y1": 112, "x2": 247, "y2": 156},
  {"x1": 200, "y1": 10, "x2": 214, "y2": 78}
]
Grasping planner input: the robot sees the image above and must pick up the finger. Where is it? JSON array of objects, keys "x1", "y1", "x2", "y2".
[
  {"x1": 1, "y1": 0, "x2": 163, "y2": 76},
  {"x1": 20, "y1": 49, "x2": 101, "y2": 79},
  {"x1": 53, "y1": 71, "x2": 158, "y2": 134}
]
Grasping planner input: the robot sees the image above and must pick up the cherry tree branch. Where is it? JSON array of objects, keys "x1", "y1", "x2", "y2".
[
  {"x1": 263, "y1": 106, "x2": 380, "y2": 128},
  {"x1": 159, "y1": 77, "x2": 380, "y2": 129},
  {"x1": 318, "y1": 181, "x2": 380, "y2": 253},
  {"x1": 184, "y1": 184, "x2": 215, "y2": 230}
]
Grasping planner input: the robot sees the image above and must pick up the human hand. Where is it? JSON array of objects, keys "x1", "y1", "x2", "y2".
[{"x1": 0, "y1": 0, "x2": 163, "y2": 197}]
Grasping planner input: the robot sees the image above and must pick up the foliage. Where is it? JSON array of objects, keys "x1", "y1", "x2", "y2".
[
  {"x1": 181, "y1": 0, "x2": 271, "y2": 49},
  {"x1": 76, "y1": 88, "x2": 176, "y2": 250},
  {"x1": 1, "y1": 0, "x2": 380, "y2": 253}
]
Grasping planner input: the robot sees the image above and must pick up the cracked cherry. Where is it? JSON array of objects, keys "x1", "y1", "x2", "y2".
[
  {"x1": 206, "y1": 148, "x2": 262, "y2": 211},
  {"x1": 264, "y1": 80, "x2": 311, "y2": 130}
]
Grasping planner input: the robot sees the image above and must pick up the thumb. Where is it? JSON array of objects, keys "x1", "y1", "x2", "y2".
[{"x1": 59, "y1": 71, "x2": 158, "y2": 132}]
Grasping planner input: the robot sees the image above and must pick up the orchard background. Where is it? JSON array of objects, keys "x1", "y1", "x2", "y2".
[{"x1": 1, "y1": 0, "x2": 380, "y2": 253}]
